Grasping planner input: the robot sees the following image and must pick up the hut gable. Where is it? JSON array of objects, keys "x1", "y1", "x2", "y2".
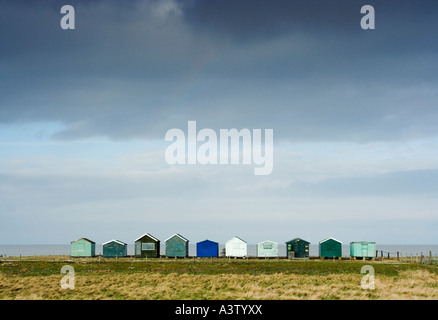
[
  {"x1": 319, "y1": 237, "x2": 342, "y2": 244},
  {"x1": 71, "y1": 237, "x2": 95, "y2": 244},
  {"x1": 135, "y1": 233, "x2": 160, "y2": 242},
  {"x1": 232, "y1": 236, "x2": 247, "y2": 244},
  {"x1": 165, "y1": 233, "x2": 189, "y2": 243},
  {"x1": 102, "y1": 239, "x2": 127, "y2": 246},
  {"x1": 285, "y1": 238, "x2": 310, "y2": 244}
]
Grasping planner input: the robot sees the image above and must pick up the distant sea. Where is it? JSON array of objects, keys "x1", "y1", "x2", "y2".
[{"x1": 0, "y1": 244, "x2": 437, "y2": 258}]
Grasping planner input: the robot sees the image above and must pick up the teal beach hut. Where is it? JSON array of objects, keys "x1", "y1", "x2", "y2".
[
  {"x1": 102, "y1": 239, "x2": 127, "y2": 258},
  {"x1": 71, "y1": 238, "x2": 96, "y2": 257},
  {"x1": 165, "y1": 234, "x2": 189, "y2": 258},
  {"x1": 350, "y1": 241, "x2": 376, "y2": 259}
]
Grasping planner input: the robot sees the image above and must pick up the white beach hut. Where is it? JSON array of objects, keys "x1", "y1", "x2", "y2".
[
  {"x1": 225, "y1": 236, "x2": 247, "y2": 258},
  {"x1": 256, "y1": 240, "x2": 279, "y2": 258}
]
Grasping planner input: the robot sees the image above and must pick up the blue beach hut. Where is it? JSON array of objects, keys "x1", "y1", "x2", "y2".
[{"x1": 196, "y1": 239, "x2": 219, "y2": 258}]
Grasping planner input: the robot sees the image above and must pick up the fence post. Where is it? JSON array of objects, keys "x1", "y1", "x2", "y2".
[{"x1": 397, "y1": 252, "x2": 399, "y2": 261}]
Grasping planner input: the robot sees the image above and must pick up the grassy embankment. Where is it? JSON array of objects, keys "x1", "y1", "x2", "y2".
[{"x1": 0, "y1": 256, "x2": 437, "y2": 299}]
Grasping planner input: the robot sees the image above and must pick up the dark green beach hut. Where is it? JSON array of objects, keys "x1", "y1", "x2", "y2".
[
  {"x1": 135, "y1": 233, "x2": 160, "y2": 258},
  {"x1": 102, "y1": 239, "x2": 127, "y2": 258},
  {"x1": 285, "y1": 238, "x2": 310, "y2": 259},
  {"x1": 165, "y1": 233, "x2": 189, "y2": 258},
  {"x1": 319, "y1": 237, "x2": 342, "y2": 258}
]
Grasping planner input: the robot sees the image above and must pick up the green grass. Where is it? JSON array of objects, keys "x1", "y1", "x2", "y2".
[{"x1": 1, "y1": 257, "x2": 436, "y2": 278}]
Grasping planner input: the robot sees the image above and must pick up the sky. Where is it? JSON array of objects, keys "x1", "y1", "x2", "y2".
[{"x1": 0, "y1": 0, "x2": 437, "y2": 245}]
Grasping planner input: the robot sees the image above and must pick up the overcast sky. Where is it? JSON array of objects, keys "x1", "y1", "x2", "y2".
[{"x1": 1, "y1": 0, "x2": 437, "y2": 245}]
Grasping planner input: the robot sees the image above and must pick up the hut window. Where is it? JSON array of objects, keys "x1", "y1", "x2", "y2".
[{"x1": 142, "y1": 243, "x2": 155, "y2": 251}]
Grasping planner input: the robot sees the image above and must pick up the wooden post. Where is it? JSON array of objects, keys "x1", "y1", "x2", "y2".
[
  {"x1": 387, "y1": 252, "x2": 390, "y2": 259},
  {"x1": 397, "y1": 252, "x2": 399, "y2": 261},
  {"x1": 381, "y1": 250, "x2": 383, "y2": 258}
]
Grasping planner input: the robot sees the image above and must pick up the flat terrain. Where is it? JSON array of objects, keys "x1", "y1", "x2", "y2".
[{"x1": 0, "y1": 256, "x2": 437, "y2": 299}]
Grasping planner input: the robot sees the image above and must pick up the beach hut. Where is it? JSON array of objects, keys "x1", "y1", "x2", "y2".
[
  {"x1": 285, "y1": 238, "x2": 310, "y2": 259},
  {"x1": 257, "y1": 240, "x2": 279, "y2": 258},
  {"x1": 319, "y1": 237, "x2": 342, "y2": 258},
  {"x1": 135, "y1": 233, "x2": 160, "y2": 258},
  {"x1": 165, "y1": 234, "x2": 189, "y2": 258},
  {"x1": 71, "y1": 238, "x2": 95, "y2": 257},
  {"x1": 225, "y1": 236, "x2": 247, "y2": 257},
  {"x1": 102, "y1": 239, "x2": 127, "y2": 258},
  {"x1": 196, "y1": 239, "x2": 219, "y2": 258},
  {"x1": 350, "y1": 241, "x2": 376, "y2": 259}
]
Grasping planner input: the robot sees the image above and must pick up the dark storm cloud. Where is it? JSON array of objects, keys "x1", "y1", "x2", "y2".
[
  {"x1": 184, "y1": 0, "x2": 360, "y2": 39},
  {"x1": 1, "y1": 0, "x2": 437, "y2": 141}
]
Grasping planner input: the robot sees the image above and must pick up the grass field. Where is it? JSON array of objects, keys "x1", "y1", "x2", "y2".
[{"x1": 0, "y1": 256, "x2": 437, "y2": 300}]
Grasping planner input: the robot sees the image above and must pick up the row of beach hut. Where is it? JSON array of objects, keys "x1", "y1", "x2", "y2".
[{"x1": 71, "y1": 234, "x2": 377, "y2": 259}]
